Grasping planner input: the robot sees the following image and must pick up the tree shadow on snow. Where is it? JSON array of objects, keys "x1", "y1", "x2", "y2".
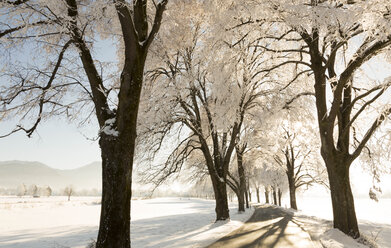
[
  {"x1": 131, "y1": 211, "x2": 220, "y2": 248},
  {"x1": 0, "y1": 226, "x2": 97, "y2": 248},
  {"x1": 206, "y1": 205, "x2": 296, "y2": 248}
]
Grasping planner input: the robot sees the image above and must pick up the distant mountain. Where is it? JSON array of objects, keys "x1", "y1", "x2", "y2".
[{"x1": 0, "y1": 160, "x2": 101, "y2": 190}]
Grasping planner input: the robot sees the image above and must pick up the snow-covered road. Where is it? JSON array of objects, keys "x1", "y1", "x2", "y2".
[{"x1": 206, "y1": 205, "x2": 321, "y2": 248}]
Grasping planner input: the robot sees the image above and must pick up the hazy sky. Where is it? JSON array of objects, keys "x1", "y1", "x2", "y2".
[{"x1": 0, "y1": 118, "x2": 101, "y2": 170}]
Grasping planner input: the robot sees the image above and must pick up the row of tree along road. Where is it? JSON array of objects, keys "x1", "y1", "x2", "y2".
[{"x1": 1, "y1": 0, "x2": 391, "y2": 247}]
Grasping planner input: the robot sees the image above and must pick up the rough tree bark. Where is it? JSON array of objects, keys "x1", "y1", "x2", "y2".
[
  {"x1": 323, "y1": 152, "x2": 359, "y2": 238},
  {"x1": 255, "y1": 187, "x2": 260, "y2": 203},
  {"x1": 210, "y1": 169, "x2": 230, "y2": 220}
]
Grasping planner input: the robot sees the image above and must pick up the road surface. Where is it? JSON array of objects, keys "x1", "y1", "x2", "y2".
[{"x1": 206, "y1": 205, "x2": 321, "y2": 248}]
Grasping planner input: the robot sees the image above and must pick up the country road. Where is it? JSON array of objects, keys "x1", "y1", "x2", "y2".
[{"x1": 206, "y1": 205, "x2": 321, "y2": 248}]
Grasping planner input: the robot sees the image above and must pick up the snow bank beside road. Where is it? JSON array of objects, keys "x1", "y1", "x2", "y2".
[
  {"x1": 320, "y1": 229, "x2": 368, "y2": 248},
  {"x1": 278, "y1": 201, "x2": 391, "y2": 248}
]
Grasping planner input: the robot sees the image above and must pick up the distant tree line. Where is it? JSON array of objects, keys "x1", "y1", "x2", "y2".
[{"x1": 0, "y1": 183, "x2": 101, "y2": 197}]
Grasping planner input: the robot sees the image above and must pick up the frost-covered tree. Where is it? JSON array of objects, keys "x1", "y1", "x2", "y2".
[
  {"x1": 227, "y1": 122, "x2": 268, "y2": 209},
  {"x1": 16, "y1": 183, "x2": 27, "y2": 197},
  {"x1": 29, "y1": 184, "x2": 38, "y2": 197},
  {"x1": 0, "y1": 1, "x2": 168, "y2": 246},
  {"x1": 249, "y1": 0, "x2": 391, "y2": 237},
  {"x1": 137, "y1": 1, "x2": 273, "y2": 220},
  {"x1": 259, "y1": 164, "x2": 287, "y2": 206},
  {"x1": 40, "y1": 186, "x2": 52, "y2": 197},
  {"x1": 273, "y1": 127, "x2": 327, "y2": 210}
]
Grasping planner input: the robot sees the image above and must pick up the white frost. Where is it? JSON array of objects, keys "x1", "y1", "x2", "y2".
[
  {"x1": 101, "y1": 125, "x2": 119, "y2": 137},
  {"x1": 101, "y1": 118, "x2": 119, "y2": 137}
]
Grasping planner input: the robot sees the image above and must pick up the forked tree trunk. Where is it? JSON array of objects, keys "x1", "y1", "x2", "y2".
[
  {"x1": 326, "y1": 158, "x2": 360, "y2": 238},
  {"x1": 256, "y1": 187, "x2": 260, "y2": 203},
  {"x1": 96, "y1": 54, "x2": 144, "y2": 248},
  {"x1": 64, "y1": 1, "x2": 168, "y2": 247}
]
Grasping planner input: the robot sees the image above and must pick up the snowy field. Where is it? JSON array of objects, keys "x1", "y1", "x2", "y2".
[
  {"x1": 0, "y1": 196, "x2": 390, "y2": 248},
  {"x1": 0, "y1": 196, "x2": 253, "y2": 248}
]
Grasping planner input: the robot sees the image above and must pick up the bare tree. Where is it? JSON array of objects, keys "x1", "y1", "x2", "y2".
[
  {"x1": 0, "y1": 1, "x2": 168, "y2": 247},
  {"x1": 64, "y1": 185, "x2": 74, "y2": 201},
  {"x1": 16, "y1": 183, "x2": 27, "y2": 197},
  {"x1": 40, "y1": 186, "x2": 52, "y2": 197}
]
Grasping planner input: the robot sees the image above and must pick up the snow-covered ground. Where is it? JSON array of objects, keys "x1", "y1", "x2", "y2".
[
  {"x1": 0, "y1": 196, "x2": 390, "y2": 248},
  {"x1": 285, "y1": 196, "x2": 391, "y2": 248},
  {"x1": 0, "y1": 196, "x2": 253, "y2": 248}
]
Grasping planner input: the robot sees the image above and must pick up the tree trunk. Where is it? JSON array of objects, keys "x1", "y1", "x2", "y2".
[
  {"x1": 237, "y1": 150, "x2": 246, "y2": 212},
  {"x1": 211, "y1": 177, "x2": 230, "y2": 220},
  {"x1": 68, "y1": 195, "x2": 70, "y2": 201},
  {"x1": 256, "y1": 187, "x2": 260, "y2": 203},
  {"x1": 237, "y1": 189, "x2": 245, "y2": 212},
  {"x1": 245, "y1": 188, "x2": 249, "y2": 208},
  {"x1": 96, "y1": 56, "x2": 143, "y2": 248},
  {"x1": 272, "y1": 188, "x2": 277, "y2": 205},
  {"x1": 265, "y1": 188, "x2": 269, "y2": 204},
  {"x1": 278, "y1": 188, "x2": 282, "y2": 207},
  {"x1": 326, "y1": 159, "x2": 360, "y2": 238},
  {"x1": 289, "y1": 185, "x2": 297, "y2": 210},
  {"x1": 288, "y1": 176, "x2": 298, "y2": 210},
  {"x1": 96, "y1": 137, "x2": 134, "y2": 248}
]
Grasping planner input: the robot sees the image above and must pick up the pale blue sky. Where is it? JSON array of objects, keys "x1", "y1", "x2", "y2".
[
  {"x1": 0, "y1": 36, "x2": 116, "y2": 170},
  {"x1": 0, "y1": 118, "x2": 101, "y2": 169}
]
